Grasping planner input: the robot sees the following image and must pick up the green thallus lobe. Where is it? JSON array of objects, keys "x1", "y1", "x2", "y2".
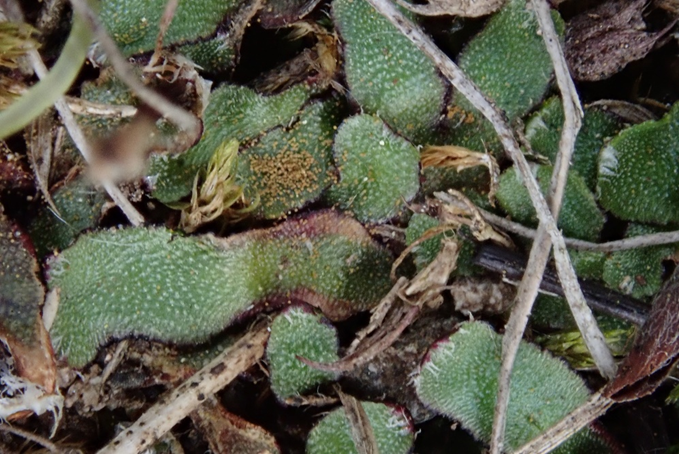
[
  {"x1": 48, "y1": 211, "x2": 392, "y2": 367},
  {"x1": 266, "y1": 306, "x2": 339, "y2": 400},
  {"x1": 306, "y1": 400, "x2": 413, "y2": 454},
  {"x1": 416, "y1": 322, "x2": 611, "y2": 453}
]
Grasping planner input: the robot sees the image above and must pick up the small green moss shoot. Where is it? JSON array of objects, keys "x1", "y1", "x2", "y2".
[{"x1": 181, "y1": 139, "x2": 255, "y2": 232}]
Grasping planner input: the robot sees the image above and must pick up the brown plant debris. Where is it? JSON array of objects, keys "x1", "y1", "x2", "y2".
[
  {"x1": 260, "y1": 0, "x2": 322, "y2": 28},
  {"x1": 565, "y1": 0, "x2": 676, "y2": 81},
  {"x1": 421, "y1": 145, "x2": 500, "y2": 203},
  {"x1": 435, "y1": 190, "x2": 513, "y2": 247},
  {"x1": 395, "y1": 0, "x2": 505, "y2": 17},
  {"x1": 0, "y1": 210, "x2": 56, "y2": 393},
  {"x1": 0, "y1": 142, "x2": 33, "y2": 192},
  {"x1": 337, "y1": 388, "x2": 379, "y2": 454},
  {"x1": 604, "y1": 266, "x2": 679, "y2": 402},
  {"x1": 190, "y1": 397, "x2": 280, "y2": 454}
]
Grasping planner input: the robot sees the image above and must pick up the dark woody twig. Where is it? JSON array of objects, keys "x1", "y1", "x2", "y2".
[{"x1": 473, "y1": 243, "x2": 649, "y2": 326}]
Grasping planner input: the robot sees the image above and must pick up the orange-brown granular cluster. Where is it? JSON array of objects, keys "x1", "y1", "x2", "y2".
[{"x1": 248, "y1": 148, "x2": 319, "y2": 209}]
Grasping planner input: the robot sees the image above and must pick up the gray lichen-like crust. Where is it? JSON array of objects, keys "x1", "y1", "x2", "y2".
[
  {"x1": 327, "y1": 115, "x2": 420, "y2": 222},
  {"x1": 306, "y1": 401, "x2": 413, "y2": 454},
  {"x1": 333, "y1": 0, "x2": 447, "y2": 143},
  {"x1": 266, "y1": 305, "x2": 338, "y2": 400},
  {"x1": 597, "y1": 104, "x2": 679, "y2": 224},
  {"x1": 415, "y1": 322, "x2": 610, "y2": 453},
  {"x1": 48, "y1": 211, "x2": 393, "y2": 367}
]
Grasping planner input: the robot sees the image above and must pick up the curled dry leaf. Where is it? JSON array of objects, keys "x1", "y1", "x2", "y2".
[
  {"x1": 395, "y1": 0, "x2": 505, "y2": 17},
  {"x1": 604, "y1": 266, "x2": 679, "y2": 402},
  {"x1": 299, "y1": 293, "x2": 420, "y2": 374},
  {"x1": 421, "y1": 145, "x2": 500, "y2": 202},
  {"x1": 0, "y1": 209, "x2": 62, "y2": 430},
  {"x1": 403, "y1": 239, "x2": 459, "y2": 306},
  {"x1": 346, "y1": 278, "x2": 409, "y2": 356},
  {"x1": 0, "y1": 210, "x2": 56, "y2": 393},
  {"x1": 255, "y1": 21, "x2": 342, "y2": 94},
  {"x1": 190, "y1": 397, "x2": 280, "y2": 454},
  {"x1": 143, "y1": 52, "x2": 212, "y2": 120},
  {"x1": 566, "y1": 0, "x2": 677, "y2": 81},
  {"x1": 302, "y1": 234, "x2": 461, "y2": 374}
]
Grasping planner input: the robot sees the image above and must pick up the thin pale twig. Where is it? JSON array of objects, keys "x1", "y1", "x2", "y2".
[
  {"x1": 150, "y1": 0, "x2": 179, "y2": 64},
  {"x1": 363, "y1": 0, "x2": 614, "y2": 377},
  {"x1": 299, "y1": 304, "x2": 419, "y2": 373},
  {"x1": 473, "y1": 243, "x2": 650, "y2": 326},
  {"x1": 480, "y1": 208, "x2": 679, "y2": 252},
  {"x1": 99, "y1": 340, "x2": 129, "y2": 388},
  {"x1": 97, "y1": 323, "x2": 269, "y2": 454},
  {"x1": 3, "y1": 0, "x2": 145, "y2": 225},
  {"x1": 513, "y1": 393, "x2": 614, "y2": 454},
  {"x1": 336, "y1": 388, "x2": 379, "y2": 454},
  {"x1": 65, "y1": 96, "x2": 137, "y2": 118},
  {"x1": 361, "y1": 2, "x2": 615, "y2": 452},
  {"x1": 0, "y1": 424, "x2": 63, "y2": 453},
  {"x1": 68, "y1": 0, "x2": 201, "y2": 144},
  {"x1": 31, "y1": 52, "x2": 145, "y2": 225},
  {"x1": 491, "y1": 1, "x2": 590, "y2": 451}
]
